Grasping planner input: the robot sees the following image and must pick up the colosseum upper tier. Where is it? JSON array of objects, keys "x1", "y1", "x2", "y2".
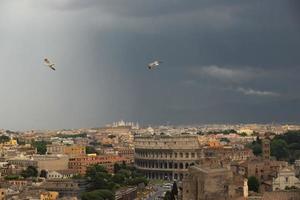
[{"x1": 134, "y1": 135, "x2": 202, "y2": 180}]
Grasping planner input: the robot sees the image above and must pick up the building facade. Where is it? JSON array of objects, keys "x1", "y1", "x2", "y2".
[
  {"x1": 47, "y1": 144, "x2": 86, "y2": 157},
  {"x1": 40, "y1": 179, "x2": 88, "y2": 198},
  {"x1": 33, "y1": 155, "x2": 69, "y2": 171},
  {"x1": 47, "y1": 170, "x2": 77, "y2": 179},
  {"x1": 68, "y1": 155, "x2": 130, "y2": 175},
  {"x1": 182, "y1": 165, "x2": 243, "y2": 200},
  {"x1": 272, "y1": 167, "x2": 300, "y2": 191},
  {"x1": 203, "y1": 145, "x2": 253, "y2": 162},
  {"x1": 134, "y1": 135, "x2": 203, "y2": 180}
]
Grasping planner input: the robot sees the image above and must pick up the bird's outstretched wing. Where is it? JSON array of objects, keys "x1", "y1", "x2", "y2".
[
  {"x1": 48, "y1": 64, "x2": 56, "y2": 71},
  {"x1": 154, "y1": 60, "x2": 162, "y2": 65},
  {"x1": 147, "y1": 60, "x2": 162, "y2": 69}
]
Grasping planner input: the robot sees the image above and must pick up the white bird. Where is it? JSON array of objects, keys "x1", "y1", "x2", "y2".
[
  {"x1": 147, "y1": 60, "x2": 162, "y2": 70},
  {"x1": 44, "y1": 58, "x2": 56, "y2": 71}
]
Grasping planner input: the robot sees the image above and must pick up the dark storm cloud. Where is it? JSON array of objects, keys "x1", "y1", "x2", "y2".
[{"x1": 0, "y1": 0, "x2": 299, "y2": 130}]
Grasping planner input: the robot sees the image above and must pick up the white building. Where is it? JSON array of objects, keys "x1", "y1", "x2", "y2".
[
  {"x1": 47, "y1": 170, "x2": 76, "y2": 179},
  {"x1": 272, "y1": 167, "x2": 300, "y2": 191}
]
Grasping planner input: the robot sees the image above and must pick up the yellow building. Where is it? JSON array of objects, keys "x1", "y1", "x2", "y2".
[
  {"x1": 237, "y1": 128, "x2": 254, "y2": 136},
  {"x1": 40, "y1": 191, "x2": 59, "y2": 200},
  {"x1": 64, "y1": 145, "x2": 86, "y2": 157},
  {"x1": 0, "y1": 139, "x2": 18, "y2": 147}
]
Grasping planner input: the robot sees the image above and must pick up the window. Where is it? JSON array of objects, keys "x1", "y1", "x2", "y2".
[
  {"x1": 191, "y1": 153, "x2": 195, "y2": 158},
  {"x1": 286, "y1": 177, "x2": 288, "y2": 182},
  {"x1": 180, "y1": 163, "x2": 183, "y2": 169},
  {"x1": 185, "y1": 153, "x2": 189, "y2": 158}
]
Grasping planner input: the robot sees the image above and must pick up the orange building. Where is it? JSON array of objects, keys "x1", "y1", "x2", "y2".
[
  {"x1": 114, "y1": 147, "x2": 134, "y2": 162},
  {"x1": 40, "y1": 191, "x2": 59, "y2": 200},
  {"x1": 47, "y1": 144, "x2": 85, "y2": 157},
  {"x1": 68, "y1": 155, "x2": 130, "y2": 175},
  {"x1": 208, "y1": 140, "x2": 221, "y2": 148}
]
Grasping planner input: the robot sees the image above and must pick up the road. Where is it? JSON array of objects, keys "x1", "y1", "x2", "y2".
[{"x1": 145, "y1": 185, "x2": 170, "y2": 200}]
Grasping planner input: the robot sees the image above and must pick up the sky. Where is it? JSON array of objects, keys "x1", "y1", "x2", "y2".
[{"x1": 0, "y1": 0, "x2": 300, "y2": 130}]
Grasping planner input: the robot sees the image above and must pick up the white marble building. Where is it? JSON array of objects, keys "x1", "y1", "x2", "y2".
[{"x1": 272, "y1": 167, "x2": 300, "y2": 191}]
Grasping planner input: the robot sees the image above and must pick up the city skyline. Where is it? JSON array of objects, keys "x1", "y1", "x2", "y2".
[{"x1": 1, "y1": 0, "x2": 300, "y2": 130}]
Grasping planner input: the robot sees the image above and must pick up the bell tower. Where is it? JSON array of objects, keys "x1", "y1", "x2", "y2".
[{"x1": 262, "y1": 139, "x2": 270, "y2": 160}]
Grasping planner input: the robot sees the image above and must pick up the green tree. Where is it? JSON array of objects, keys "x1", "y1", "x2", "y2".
[
  {"x1": 121, "y1": 160, "x2": 127, "y2": 169},
  {"x1": 239, "y1": 132, "x2": 247, "y2": 137},
  {"x1": 117, "y1": 169, "x2": 131, "y2": 178},
  {"x1": 89, "y1": 141, "x2": 101, "y2": 146},
  {"x1": 32, "y1": 141, "x2": 49, "y2": 155},
  {"x1": 112, "y1": 173, "x2": 126, "y2": 185},
  {"x1": 86, "y1": 164, "x2": 108, "y2": 177},
  {"x1": 114, "y1": 163, "x2": 121, "y2": 174},
  {"x1": 40, "y1": 169, "x2": 47, "y2": 178},
  {"x1": 248, "y1": 176, "x2": 260, "y2": 193},
  {"x1": 246, "y1": 141, "x2": 262, "y2": 156},
  {"x1": 171, "y1": 181, "x2": 178, "y2": 198},
  {"x1": 288, "y1": 143, "x2": 300, "y2": 150},
  {"x1": 252, "y1": 143, "x2": 262, "y2": 156},
  {"x1": 21, "y1": 166, "x2": 38, "y2": 178},
  {"x1": 222, "y1": 129, "x2": 237, "y2": 134},
  {"x1": 81, "y1": 189, "x2": 114, "y2": 200},
  {"x1": 164, "y1": 191, "x2": 172, "y2": 200},
  {"x1": 0, "y1": 135, "x2": 10, "y2": 143},
  {"x1": 86, "y1": 164, "x2": 115, "y2": 190},
  {"x1": 125, "y1": 177, "x2": 148, "y2": 186},
  {"x1": 72, "y1": 174, "x2": 83, "y2": 179},
  {"x1": 256, "y1": 136, "x2": 262, "y2": 144},
  {"x1": 274, "y1": 131, "x2": 300, "y2": 144},
  {"x1": 271, "y1": 139, "x2": 289, "y2": 160},
  {"x1": 5, "y1": 175, "x2": 20, "y2": 180},
  {"x1": 220, "y1": 138, "x2": 230, "y2": 143},
  {"x1": 86, "y1": 146, "x2": 98, "y2": 154}
]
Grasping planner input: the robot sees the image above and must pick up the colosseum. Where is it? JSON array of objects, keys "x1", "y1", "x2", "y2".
[{"x1": 134, "y1": 135, "x2": 203, "y2": 180}]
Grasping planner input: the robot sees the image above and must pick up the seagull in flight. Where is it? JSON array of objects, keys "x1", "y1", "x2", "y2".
[
  {"x1": 44, "y1": 58, "x2": 56, "y2": 71},
  {"x1": 147, "y1": 60, "x2": 162, "y2": 70}
]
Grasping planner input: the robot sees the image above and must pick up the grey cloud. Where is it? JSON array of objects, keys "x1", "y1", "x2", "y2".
[
  {"x1": 191, "y1": 65, "x2": 257, "y2": 82},
  {"x1": 236, "y1": 87, "x2": 280, "y2": 97},
  {"x1": 0, "y1": 0, "x2": 300, "y2": 130}
]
